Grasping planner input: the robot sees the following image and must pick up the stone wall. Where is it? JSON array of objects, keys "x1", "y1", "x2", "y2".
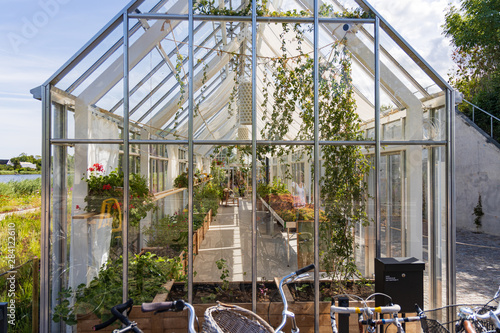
[{"x1": 455, "y1": 111, "x2": 500, "y2": 236}]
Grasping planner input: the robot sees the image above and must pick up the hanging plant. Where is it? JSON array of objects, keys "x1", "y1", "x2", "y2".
[{"x1": 82, "y1": 164, "x2": 156, "y2": 228}]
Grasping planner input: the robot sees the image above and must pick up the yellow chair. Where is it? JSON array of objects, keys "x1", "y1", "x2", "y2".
[{"x1": 97, "y1": 198, "x2": 122, "y2": 233}]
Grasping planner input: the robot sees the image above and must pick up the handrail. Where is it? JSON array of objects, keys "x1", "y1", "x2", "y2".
[{"x1": 463, "y1": 99, "x2": 500, "y2": 138}]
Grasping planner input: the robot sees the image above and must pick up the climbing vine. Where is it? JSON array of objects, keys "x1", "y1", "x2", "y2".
[
  {"x1": 189, "y1": 1, "x2": 373, "y2": 284},
  {"x1": 256, "y1": 19, "x2": 370, "y2": 283}
]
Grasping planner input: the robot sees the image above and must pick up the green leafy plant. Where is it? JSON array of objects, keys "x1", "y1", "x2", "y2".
[
  {"x1": 173, "y1": 172, "x2": 188, "y2": 188},
  {"x1": 53, "y1": 253, "x2": 184, "y2": 325},
  {"x1": 216, "y1": 258, "x2": 230, "y2": 291},
  {"x1": 201, "y1": 293, "x2": 218, "y2": 303},
  {"x1": 194, "y1": 181, "x2": 221, "y2": 216},
  {"x1": 257, "y1": 182, "x2": 271, "y2": 199},
  {"x1": 0, "y1": 178, "x2": 41, "y2": 213},
  {"x1": 473, "y1": 193, "x2": 484, "y2": 232},
  {"x1": 83, "y1": 164, "x2": 156, "y2": 227},
  {"x1": 269, "y1": 178, "x2": 290, "y2": 195}
]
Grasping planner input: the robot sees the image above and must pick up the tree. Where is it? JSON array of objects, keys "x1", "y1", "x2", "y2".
[
  {"x1": 9, "y1": 153, "x2": 42, "y2": 170},
  {"x1": 443, "y1": 0, "x2": 500, "y2": 138}
]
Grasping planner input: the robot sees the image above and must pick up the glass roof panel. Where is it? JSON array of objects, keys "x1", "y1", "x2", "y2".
[
  {"x1": 54, "y1": 21, "x2": 125, "y2": 95},
  {"x1": 379, "y1": 27, "x2": 443, "y2": 99},
  {"x1": 47, "y1": 0, "x2": 447, "y2": 145}
]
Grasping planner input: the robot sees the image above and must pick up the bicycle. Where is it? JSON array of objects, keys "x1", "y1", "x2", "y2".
[
  {"x1": 92, "y1": 299, "x2": 143, "y2": 333},
  {"x1": 141, "y1": 299, "x2": 198, "y2": 333},
  {"x1": 455, "y1": 286, "x2": 500, "y2": 333},
  {"x1": 274, "y1": 263, "x2": 315, "y2": 333},
  {"x1": 330, "y1": 293, "x2": 428, "y2": 333},
  {"x1": 202, "y1": 264, "x2": 315, "y2": 333}
]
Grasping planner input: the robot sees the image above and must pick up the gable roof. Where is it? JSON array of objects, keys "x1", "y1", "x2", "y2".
[{"x1": 32, "y1": 0, "x2": 451, "y2": 155}]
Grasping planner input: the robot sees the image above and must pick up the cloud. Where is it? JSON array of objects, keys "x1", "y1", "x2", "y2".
[{"x1": 369, "y1": 0, "x2": 459, "y2": 80}]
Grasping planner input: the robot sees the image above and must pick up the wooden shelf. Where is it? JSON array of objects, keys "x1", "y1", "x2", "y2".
[{"x1": 153, "y1": 187, "x2": 186, "y2": 201}]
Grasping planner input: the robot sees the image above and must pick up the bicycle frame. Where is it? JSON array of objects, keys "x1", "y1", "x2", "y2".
[
  {"x1": 329, "y1": 293, "x2": 428, "y2": 333},
  {"x1": 275, "y1": 264, "x2": 315, "y2": 333},
  {"x1": 457, "y1": 286, "x2": 500, "y2": 333},
  {"x1": 457, "y1": 305, "x2": 500, "y2": 333}
]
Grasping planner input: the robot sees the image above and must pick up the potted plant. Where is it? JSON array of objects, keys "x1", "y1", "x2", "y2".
[{"x1": 82, "y1": 163, "x2": 156, "y2": 228}]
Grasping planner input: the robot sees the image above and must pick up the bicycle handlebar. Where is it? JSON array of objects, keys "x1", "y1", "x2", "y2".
[
  {"x1": 275, "y1": 264, "x2": 315, "y2": 333},
  {"x1": 93, "y1": 299, "x2": 143, "y2": 333},
  {"x1": 331, "y1": 304, "x2": 401, "y2": 314},
  {"x1": 141, "y1": 300, "x2": 197, "y2": 333},
  {"x1": 295, "y1": 264, "x2": 315, "y2": 276},
  {"x1": 142, "y1": 301, "x2": 182, "y2": 313},
  {"x1": 459, "y1": 304, "x2": 500, "y2": 329}
]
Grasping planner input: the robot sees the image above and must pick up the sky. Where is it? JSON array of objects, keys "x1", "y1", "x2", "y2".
[{"x1": 0, "y1": 0, "x2": 459, "y2": 159}]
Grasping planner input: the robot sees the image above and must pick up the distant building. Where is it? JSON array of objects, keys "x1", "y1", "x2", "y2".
[
  {"x1": 0, "y1": 159, "x2": 8, "y2": 165},
  {"x1": 20, "y1": 162, "x2": 37, "y2": 169}
]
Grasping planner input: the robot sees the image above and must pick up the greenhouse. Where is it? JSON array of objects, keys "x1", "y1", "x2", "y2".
[{"x1": 32, "y1": 0, "x2": 456, "y2": 331}]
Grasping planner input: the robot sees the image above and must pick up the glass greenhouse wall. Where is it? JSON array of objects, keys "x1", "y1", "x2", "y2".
[{"x1": 34, "y1": 0, "x2": 455, "y2": 331}]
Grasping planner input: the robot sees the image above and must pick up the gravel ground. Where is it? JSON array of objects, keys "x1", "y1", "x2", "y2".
[{"x1": 456, "y1": 228, "x2": 500, "y2": 305}]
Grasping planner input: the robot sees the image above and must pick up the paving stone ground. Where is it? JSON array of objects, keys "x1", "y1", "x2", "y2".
[{"x1": 456, "y1": 228, "x2": 500, "y2": 305}]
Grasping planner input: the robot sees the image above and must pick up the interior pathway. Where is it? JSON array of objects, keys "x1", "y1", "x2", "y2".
[{"x1": 193, "y1": 198, "x2": 298, "y2": 282}]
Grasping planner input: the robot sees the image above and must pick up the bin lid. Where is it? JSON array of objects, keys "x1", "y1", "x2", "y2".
[{"x1": 375, "y1": 257, "x2": 425, "y2": 271}]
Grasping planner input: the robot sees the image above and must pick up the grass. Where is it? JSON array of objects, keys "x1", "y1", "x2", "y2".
[
  {"x1": 0, "y1": 211, "x2": 41, "y2": 272},
  {"x1": 0, "y1": 170, "x2": 40, "y2": 175},
  {"x1": 0, "y1": 212, "x2": 41, "y2": 332},
  {"x1": 0, "y1": 178, "x2": 41, "y2": 213},
  {"x1": 0, "y1": 260, "x2": 38, "y2": 333},
  {"x1": 0, "y1": 179, "x2": 42, "y2": 332}
]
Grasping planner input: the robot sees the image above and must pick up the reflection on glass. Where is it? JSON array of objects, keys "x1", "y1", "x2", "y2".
[
  {"x1": 380, "y1": 153, "x2": 403, "y2": 258},
  {"x1": 54, "y1": 152, "x2": 126, "y2": 327}
]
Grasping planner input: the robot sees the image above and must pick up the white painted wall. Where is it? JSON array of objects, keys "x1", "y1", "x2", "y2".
[{"x1": 455, "y1": 111, "x2": 500, "y2": 236}]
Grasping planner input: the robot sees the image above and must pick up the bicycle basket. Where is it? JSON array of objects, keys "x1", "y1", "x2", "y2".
[
  {"x1": 203, "y1": 303, "x2": 274, "y2": 333},
  {"x1": 420, "y1": 317, "x2": 450, "y2": 333}
]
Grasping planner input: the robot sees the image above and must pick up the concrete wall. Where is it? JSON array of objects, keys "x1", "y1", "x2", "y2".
[{"x1": 455, "y1": 111, "x2": 500, "y2": 236}]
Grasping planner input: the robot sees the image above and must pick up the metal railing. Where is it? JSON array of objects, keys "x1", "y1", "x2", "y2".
[{"x1": 463, "y1": 99, "x2": 500, "y2": 139}]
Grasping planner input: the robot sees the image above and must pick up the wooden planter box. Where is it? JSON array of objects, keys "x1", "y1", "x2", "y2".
[
  {"x1": 78, "y1": 299, "x2": 417, "y2": 333},
  {"x1": 142, "y1": 209, "x2": 212, "y2": 275}
]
